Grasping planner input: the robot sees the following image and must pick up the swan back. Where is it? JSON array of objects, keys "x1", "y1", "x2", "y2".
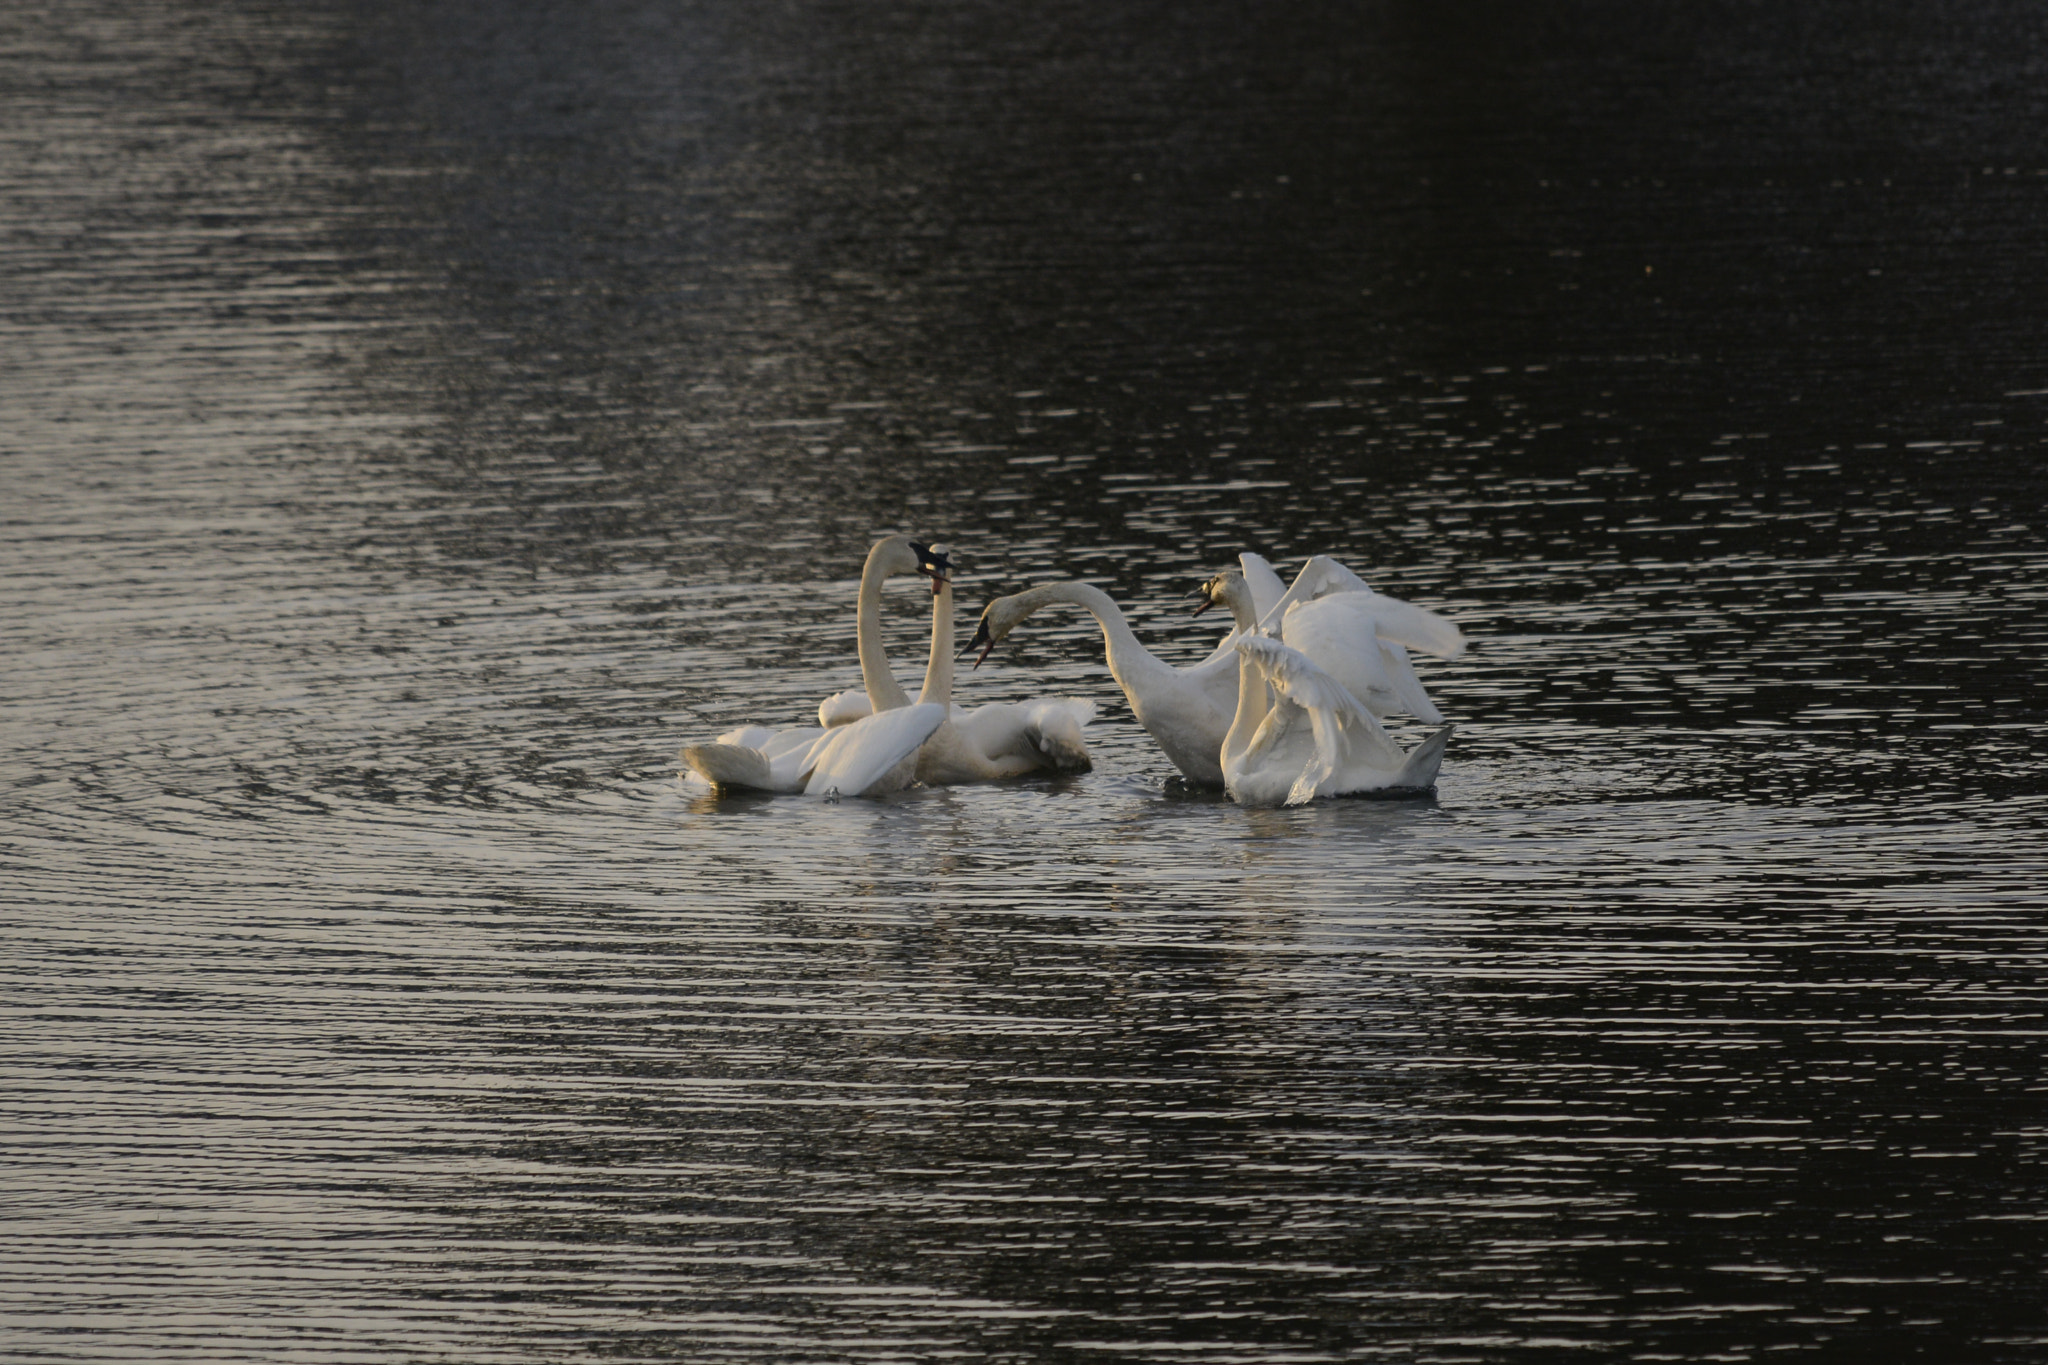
[{"x1": 802, "y1": 702, "x2": 946, "y2": 798}]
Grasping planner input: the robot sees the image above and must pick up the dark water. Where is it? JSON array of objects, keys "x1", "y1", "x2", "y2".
[{"x1": 4, "y1": 1, "x2": 2046, "y2": 1359}]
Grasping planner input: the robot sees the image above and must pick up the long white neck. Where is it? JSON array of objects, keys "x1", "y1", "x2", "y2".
[
  {"x1": 916, "y1": 579, "x2": 954, "y2": 707},
  {"x1": 1217, "y1": 577, "x2": 1260, "y2": 635},
  {"x1": 1003, "y1": 581, "x2": 1181, "y2": 696},
  {"x1": 855, "y1": 539, "x2": 914, "y2": 711},
  {"x1": 1220, "y1": 646, "x2": 1270, "y2": 770}
]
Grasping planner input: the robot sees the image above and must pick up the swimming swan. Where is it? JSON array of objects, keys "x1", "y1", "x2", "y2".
[
  {"x1": 1194, "y1": 561, "x2": 1465, "y2": 724},
  {"x1": 1222, "y1": 634, "x2": 1452, "y2": 807},
  {"x1": 912, "y1": 569, "x2": 1094, "y2": 783},
  {"x1": 681, "y1": 535, "x2": 948, "y2": 797}
]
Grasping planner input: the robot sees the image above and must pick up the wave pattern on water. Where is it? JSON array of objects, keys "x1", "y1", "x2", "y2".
[{"x1": 4, "y1": 0, "x2": 2047, "y2": 1362}]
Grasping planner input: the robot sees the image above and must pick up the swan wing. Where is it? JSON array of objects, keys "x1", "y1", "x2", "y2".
[
  {"x1": 1308, "y1": 588, "x2": 1466, "y2": 660},
  {"x1": 1375, "y1": 639, "x2": 1445, "y2": 725},
  {"x1": 801, "y1": 702, "x2": 946, "y2": 798},
  {"x1": 1297, "y1": 554, "x2": 1374, "y2": 597},
  {"x1": 1257, "y1": 554, "x2": 1367, "y2": 632},
  {"x1": 1238, "y1": 635, "x2": 1405, "y2": 772},
  {"x1": 1280, "y1": 597, "x2": 1445, "y2": 720},
  {"x1": 1239, "y1": 552, "x2": 1288, "y2": 620}
]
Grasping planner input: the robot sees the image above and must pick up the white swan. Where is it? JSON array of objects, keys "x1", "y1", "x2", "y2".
[
  {"x1": 968, "y1": 579, "x2": 1242, "y2": 785},
  {"x1": 1222, "y1": 634, "x2": 1452, "y2": 807},
  {"x1": 1194, "y1": 562, "x2": 1464, "y2": 723},
  {"x1": 681, "y1": 703, "x2": 947, "y2": 797},
  {"x1": 912, "y1": 569, "x2": 1094, "y2": 783},
  {"x1": 680, "y1": 535, "x2": 948, "y2": 798}
]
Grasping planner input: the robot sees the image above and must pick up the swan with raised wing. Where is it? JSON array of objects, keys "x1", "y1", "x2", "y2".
[
  {"x1": 1192, "y1": 562, "x2": 1464, "y2": 724},
  {"x1": 969, "y1": 551, "x2": 1457, "y2": 785},
  {"x1": 1222, "y1": 634, "x2": 1452, "y2": 807}
]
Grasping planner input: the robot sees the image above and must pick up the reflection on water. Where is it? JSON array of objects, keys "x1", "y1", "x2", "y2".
[{"x1": 3, "y1": 0, "x2": 2046, "y2": 1360}]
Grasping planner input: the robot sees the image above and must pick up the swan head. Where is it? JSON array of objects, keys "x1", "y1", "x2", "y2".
[
  {"x1": 966, "y1": 595, "x2": 1021, "y2": 669},
  {"x1": 1192, "y1": 569, "x2": 1248, "y2": 618},
  {"x1": 906, "y1": 540, "x2": 952, "y2": 595}
]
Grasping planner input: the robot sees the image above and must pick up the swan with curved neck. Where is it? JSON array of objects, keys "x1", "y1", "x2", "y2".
[
  {"x1": 971, "y1": 552, "x2": 1465, "y2": 786},
  {"x1": 812, "y1": 534, "x2": 949, "y2": 725},
  {"x1": 968, "y1": 579, "x2": 1240, "y2": 785}
]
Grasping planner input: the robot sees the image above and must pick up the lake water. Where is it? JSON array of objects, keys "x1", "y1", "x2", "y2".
[{"x1": 4, "y1": 1, "x2": 2045, "y2": 1360}]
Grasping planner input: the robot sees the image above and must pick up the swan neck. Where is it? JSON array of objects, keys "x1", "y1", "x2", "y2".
[
  {"x1": 1222, "y1": 647, "x2": 1269, "y2": 766},
  {"x1": 856, "y1": 540, "x2": 913, "y2": 710},
  {"x1": 917, "y1": 580, "x2": 953, "y2": 706},
  {"x1": 1013, "y1": 582, "x2": 1173, "y2": 691},
  {"x1": 1223, "y1": 581, "x2": 1260, "y2": 634}
]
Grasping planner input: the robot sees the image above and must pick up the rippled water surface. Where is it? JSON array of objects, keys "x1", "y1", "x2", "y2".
[{"x1": 5, "y1": 1, "x2": 2047, "y2": 1360}]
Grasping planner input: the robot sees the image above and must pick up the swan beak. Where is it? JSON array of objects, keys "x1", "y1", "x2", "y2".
[
  {"x1": 966, "y1": 617, "x2": 996, "y2": 669},
  {"x1": 908, "y1": 540, "x2": 952, "y2": 596}
]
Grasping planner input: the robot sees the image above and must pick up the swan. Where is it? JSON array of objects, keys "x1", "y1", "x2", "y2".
[
  {"x1": 804, "y1": 536, "x2": 1094, "y2": 778},
  {"x1": 1222, "y1": 633, "x2": 1452, "y2": 807},
  {"x1": 680, "y1": 535, "x2": 948, "y2": 797},
  {"x1": 680, "y1": 703, "x2": 947, "y2": 797},
  {"x1": 1193, "y1": 563, "x2": 1464, "y2": 723},
  {"x1": 911, "y1": 567, "x2": 1094, "y2": 783},
  {"x1": 967, "y1": 579, "x2": 1243, "y2": 785}
]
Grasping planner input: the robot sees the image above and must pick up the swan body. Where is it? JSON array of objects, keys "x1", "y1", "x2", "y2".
[
  {"x1": 913, "y1": 574, "x2": 1095, "y2": 783},
  {"x1": 682, "y1": 703, "x2": 947, "y2": 797},
  {"x1": 1222, "y1": 634, "x2": 1452, "y2": 807}
]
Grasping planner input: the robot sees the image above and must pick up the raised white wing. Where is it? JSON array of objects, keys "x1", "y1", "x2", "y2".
[
  {"x1": 1281, "y1": 597, "x2": 1446, "y2": 722},
  {"x1": 1257, "y1": 553, "x2": 1372, "y2": 632},
  {"x1": 1301, "y1": 586, "x2": 1465, "y2": 660},
  {"x1": 1239, "y1": 552, "x2": 1288, "y2": 621},
  {"x1": 801, "y1": 702, "x2": 946, "y2": 798},
  {"x1": 1235, "y1": 635, "x2": 1406, "y2": 804}
]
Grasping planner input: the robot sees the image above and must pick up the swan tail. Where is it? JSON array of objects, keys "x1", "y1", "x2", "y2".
[
  {"x1": 682, "y1": 742, "x2": 782, "y2": 792},
  {"x1": 1392, "y1": 724, "x2": 1453, "y2": 790},
  {"x1": 817, "y1": 689, "x2": 875, "y2": 728},
  {"x1": 1022, "y1": 699, "x2": 1095, "y2": 772},
  {"x1": 802, "y1": 702, "x2": 947, "y2": 798}
]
